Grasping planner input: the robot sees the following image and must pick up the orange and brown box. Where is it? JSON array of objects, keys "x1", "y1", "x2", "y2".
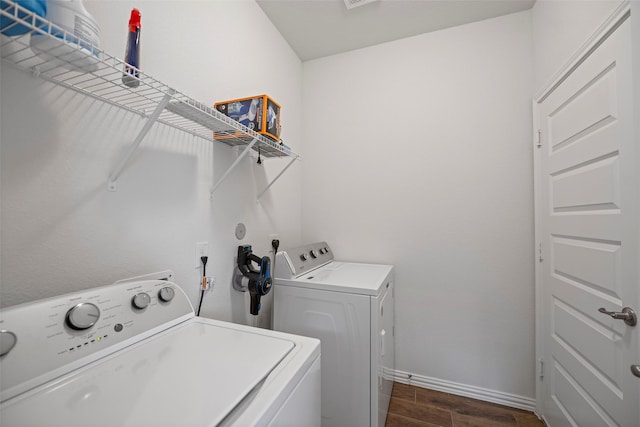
[{"x1": 214, "y1": 94, "x2": 281, "y2": 142}]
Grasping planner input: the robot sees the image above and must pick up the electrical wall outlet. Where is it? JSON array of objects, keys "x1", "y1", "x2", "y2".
[
  {"x1": 195, "y1": 241, "x2": 209, "y2": 268},
  {"x1": 269, "y1": 234, "x2": 279, "y2": 248}
]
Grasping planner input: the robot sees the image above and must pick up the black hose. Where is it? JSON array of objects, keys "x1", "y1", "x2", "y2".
[{"x1": 196, "y1": 256, "x2": 208, "y2": 316}]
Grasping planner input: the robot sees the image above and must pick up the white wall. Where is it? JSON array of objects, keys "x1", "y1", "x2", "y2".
[
  {"x1": 302, "y1": 11, "x2": 535, "y2": 399},
  {"x1": 0, "y1": 0, "x2": 303, "y2": 328},
  {"x1": 532, "y1": 0, "x2": 624, "y2": 92}
]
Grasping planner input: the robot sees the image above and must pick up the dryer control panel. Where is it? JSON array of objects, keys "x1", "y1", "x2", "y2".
[
  {"x1": 0, "y1": 276, "x2": 194, "y2": 402},
  {"x1": 274, "y1": 241, "x2": 333, "y2": 279}
]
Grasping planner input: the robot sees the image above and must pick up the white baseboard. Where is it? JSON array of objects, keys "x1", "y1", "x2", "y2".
[{"x1": 391, "y1": 369, "x2": 537, "y2": 412}]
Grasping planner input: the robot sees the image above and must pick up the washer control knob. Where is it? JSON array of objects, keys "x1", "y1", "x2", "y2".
[
  {"x1": 319, "y1": 248, "x2": 326, "y2": 255},
  {"x1": 310, "y1": 250, "x2": 318, "y2": 259},
  {"x1": 0, "y1": 331, "x2": 18, "y2": 356},
  {"x1": 132, "y1": 292, "x2": 151, "y2": 309},
  {"x1": 158, "y1": 287, "x2": 175, "y2": 302},
  {"x1": 300, "y1": 253, "x2": 308, "y2": 261},
  {"x1": 66, "y1": 303, "x2": 100, "y2": 330}
]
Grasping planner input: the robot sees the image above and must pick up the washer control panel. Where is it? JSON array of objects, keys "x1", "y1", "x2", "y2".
[
  {"x1": 0, "y1": 279, "x2": 193, "y2": 402},
  {"x1": 274, "y1": 241, "x2": 333, "y2": 279}
]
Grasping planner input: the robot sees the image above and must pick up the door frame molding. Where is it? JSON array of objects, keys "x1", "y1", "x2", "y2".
[
  {"x1": 532, "y1": 0, "x2": 632, "y2": 416},
  {"x1": 533, "y1": 1, "x2": 631, "y2": 103}
]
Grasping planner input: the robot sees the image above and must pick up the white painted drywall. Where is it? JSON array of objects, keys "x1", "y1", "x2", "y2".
[
  {"x1": 302, "y1": 11, "x2": 535, "y2": 398},
  {"x1": 532, "y1": 0, "x2": 624, "y2": 93},
  {"x1": 0, "y1": 0, "x2": 303, "y2": 329}
]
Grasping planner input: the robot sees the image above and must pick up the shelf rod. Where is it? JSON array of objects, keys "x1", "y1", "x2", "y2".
[
  {"x1": 256, "y1": 156, "x2": 298, "y2": 202},
  {"x1": 209, "y1": 137, "x2": 258, "y2": 198},
  {"x1": 107, "y1": 92, "x2": 173, "y2": 191}
]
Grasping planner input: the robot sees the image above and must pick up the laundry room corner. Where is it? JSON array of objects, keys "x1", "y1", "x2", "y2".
[
  {"x1": 0, "y1": 0, "x2": 305, "y2": 329},
  {"x1": 302, "y1": 9, "x2": 536, "y2": 404}
]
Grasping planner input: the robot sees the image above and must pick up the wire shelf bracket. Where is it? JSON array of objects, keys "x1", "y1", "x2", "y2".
[
  {"x1": 257, "y1": 156, "x2": 298, "y2": 202},
  {"x1": 107, "y1": 92, "x2": 173, "y2": 191},
  {"x1": 209, "y1": 137, "x2": 258, "y2": 198}
]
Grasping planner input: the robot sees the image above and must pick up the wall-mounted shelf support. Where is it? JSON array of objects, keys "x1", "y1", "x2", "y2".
[
  {"x1": 107, "y1": 93, "x2": 173, "y2": 191},
  {"x1": 257, "y1": 156, "x2": 298, "y2": 202},
  {"x1": 209, "y1": 137, "x2": 258, "y2": 198}
]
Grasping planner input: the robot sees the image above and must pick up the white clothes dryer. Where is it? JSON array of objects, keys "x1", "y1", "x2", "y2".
[
  {"x1": 0, "y1": 273, "x2": 320, "y2": 427},
  {"x1": 273, "y1": 242, "x2": 394, "y2": 427}
]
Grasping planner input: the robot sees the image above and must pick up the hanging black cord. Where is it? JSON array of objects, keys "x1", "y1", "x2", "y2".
[
  {"x1": 196, "y1": 256, "x2": 208, "y2": 316},
  {"x1": 271, "y1": 239, "x2": 280, "y2": 280}
]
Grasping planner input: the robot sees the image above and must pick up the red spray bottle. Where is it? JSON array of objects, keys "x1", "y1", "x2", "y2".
[{"x1": 122, "y1": 8, "x2": 141, "y2": 88}]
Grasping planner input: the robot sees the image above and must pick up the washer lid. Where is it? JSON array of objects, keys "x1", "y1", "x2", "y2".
[
  {"x1": 282, "y1": 262, "x2": 394, "y2": 295},
  {"x1": 0, "y1": 320, "x2": 294, "y2": 427}
]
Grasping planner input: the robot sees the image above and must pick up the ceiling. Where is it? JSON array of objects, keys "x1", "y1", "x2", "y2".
[{"x1": 256, "y1": 0, "x2": 536, "y2": 61}]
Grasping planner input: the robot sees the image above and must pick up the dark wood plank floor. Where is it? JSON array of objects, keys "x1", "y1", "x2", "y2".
[{"x1": 385, "y1": 382, "x2": 545, "y2": 427}]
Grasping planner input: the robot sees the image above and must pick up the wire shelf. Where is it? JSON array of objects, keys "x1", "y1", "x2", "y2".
[{"x1": 0, "y1": 0, "x2": 297, "y2": 159}]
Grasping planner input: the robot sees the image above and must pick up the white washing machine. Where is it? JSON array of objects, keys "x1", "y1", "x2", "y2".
[
  {"x1": 0, "y1": 272, "x2": 321, "y2": 427},
  {"x1": 273, "y1": 242, "x2": 394, "y2": 427}
]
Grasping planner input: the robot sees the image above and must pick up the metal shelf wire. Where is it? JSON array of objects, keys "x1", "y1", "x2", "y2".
[{"x1": 0, "y1": 0, "x2": 297, "y2": 161}]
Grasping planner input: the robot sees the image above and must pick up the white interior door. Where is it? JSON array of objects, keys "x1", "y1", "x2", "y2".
[{"x1": 535, "y1": 14, "x2": 638, "y2": 427}]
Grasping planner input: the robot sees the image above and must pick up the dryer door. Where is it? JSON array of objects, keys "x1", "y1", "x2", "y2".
[{"x1": 273, "y1": 284, "x2": 370, "y2": 427}]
